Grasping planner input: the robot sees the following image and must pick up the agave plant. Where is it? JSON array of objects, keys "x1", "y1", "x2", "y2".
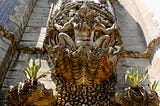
[
  {"x1": 116, "y1": 69, "x2": 159, "y2": 106},
  {"x1": 125, "y1": 68, "x2": 148, "y2": 88},
  {"x1": 150, "y1": 80, "x2": 159, "y2": 91},
  {"x1": 23, "y1": 59, "x2": 50, "y2": 85}
]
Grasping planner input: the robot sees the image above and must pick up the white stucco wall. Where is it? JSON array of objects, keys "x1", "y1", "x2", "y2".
[{"x1": 135, "y1": 0, "x2": 160, "y2": 44}]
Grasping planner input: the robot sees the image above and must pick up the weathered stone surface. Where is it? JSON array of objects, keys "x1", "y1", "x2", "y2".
[
  {"x1": 0, "y1": 0, "x2": 37, "y2": 88},
  {"x1": 8, "y1": 83, "x2": 56, "y2": 106},
  {"x1": 21, "y1": 33, "x2": 45, "y2": 41},
  {"x1": 0, "y1": 46, "x2": 14, "y2": 85},
  {"x1": 25, "y1": 26, "x2": 45, "y2": 33},
  {"x1": 33, "y1": 7, "x2": 51, "y2": 12},
  {"x1": 20, "y1": 41, "x2": 44, "y2": 48},
  {"x1": 2, "y1": 37, "x2": 11, "y2": 45},
  {"x1": 0, "y1": 36, "x2": 15, "y2": 85},
  {"x1": 1, "y1": 0, "x2": 38, "y2": 40},
  {"x1": 113, "y1": 1, "x2": 147, "y2": 52},
  {"x1": 45, "y1": 0, "x2": 122, "y2": 85},
  {"x1": 36, "y1": 0, "x2": 52, "y2": 8},
  {"x1": 0, "y1": 39, "x2": 10, "y2": 51},
  {"x1": 29, "y1": 12, "x2": 50, "y2": 20},
  {"x1": 19, "y1": 0, "x2": 51, "y2": 49},
  {"x1": 115, "y1": 87, "x2": 160, "y2": 106},
  {"x1": 0, "y1": 48, "x2": 7, "y2": 59},
  {"x1": 28, "y1": 19, "x2": 48, "y2": 27},
  {"x1": 135, "y1": 0, "x2": 160, "y2": 44}
]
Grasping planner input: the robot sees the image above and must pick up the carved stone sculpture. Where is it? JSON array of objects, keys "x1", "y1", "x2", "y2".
[
  {"x1": 44, "y1": 0, "x2": 122, "y2": 85},
  {"x1": 115, "y1": 87, "x2": 160, "y2": 106},
  {"x1": 45, "y1": 1, "x2": 121, "y2": 85},
  {"x1": 8, "y1": 82, "x2": 56, "y2": 106}
]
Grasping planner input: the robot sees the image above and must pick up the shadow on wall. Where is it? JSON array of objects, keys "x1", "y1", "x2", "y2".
[
  {"x1": 113, "y1": 2, "x2": 147, "y2": 52},
  {"x1": 113, "y1": 2, "x2": 150, "y2": 92}
]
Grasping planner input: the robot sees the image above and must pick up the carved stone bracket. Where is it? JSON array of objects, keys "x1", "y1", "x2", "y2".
[{"x1": 44, "y1": 0, "x2": 123, "y2": 85}]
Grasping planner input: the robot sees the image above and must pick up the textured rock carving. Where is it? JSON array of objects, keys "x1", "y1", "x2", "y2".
[
  {"x1": 44, "y1": 0, "x2": 122, "y2": 85},
  {"x1": 8, "y1": 82, "x2": 56, "y2": 106}
]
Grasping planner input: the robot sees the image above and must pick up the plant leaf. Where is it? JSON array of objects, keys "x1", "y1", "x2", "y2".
[
  {"x1": 155, "y1": 81, "x2": 159, "y2": 90},
  {"x1": 138, "y1": 70, "x2": 148, "y2": 85},
  {"x1": 24, "y1": 68, "x2": 32, "y2": 79},
  {"x1": 151, "y1": 80, "x2": 159, "y2": 91},
  {"x1": 36, "y1": 71, "x2": 49, "y2": 80},
  {"x1": 34, "y1": 59, "x2": 41, "y2": 79}
]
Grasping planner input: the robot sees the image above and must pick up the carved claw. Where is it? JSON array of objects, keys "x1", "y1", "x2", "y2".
[
  {"x1": 113, "y1": 46, "x2": 121, "y2": 54},
  {"x1": 113, "y1": 45, "x2": 123, "y2": 54},
  {"x1": 54, "y1": 23, "x2": 62, "y2": 31},
  {"x1": 89, "y1": 49, "x2": 103, "y2": 60}
]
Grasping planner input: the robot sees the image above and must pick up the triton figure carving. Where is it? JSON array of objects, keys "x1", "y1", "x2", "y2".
[{"x1": 44, "y1": 0, "x2": 122, "y2": 85}]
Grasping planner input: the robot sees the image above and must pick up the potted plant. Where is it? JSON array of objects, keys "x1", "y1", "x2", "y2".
[
  {"x1": 8, "y1": 59, "x2": 56, "y2": 106},
  {"x1": 125, "y1": 68, "x2": 148, "y2": 87},
  {"x1": 115, "y1": 68, "x2": 160, "y2": 106},
  {"x1": 23, "y1": 59, "x2": 49, "y2": 86},
  {"x1": 147, "y1": 80, "x2": 160, "y2": 106},
  {"x1": 115, "y1": 68, "x2": 148, "y2": 106},
  {"x1": 124, "y1": 69, "x2": 148, "y2": 102}
]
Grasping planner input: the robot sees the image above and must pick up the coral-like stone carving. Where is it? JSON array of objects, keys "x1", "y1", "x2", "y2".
[
  {"x1": 44, "y1": 0, "x2": 122, "y2": 85},
  {"x1": 8, "y1": 82, "x2": 56, "y2": 106},
  {"x1": 52, "y1": 72, "x2": 117, "y2": 105},
  {"x1": 115, "y1": 87, "x2": 160, "y2": 106}
]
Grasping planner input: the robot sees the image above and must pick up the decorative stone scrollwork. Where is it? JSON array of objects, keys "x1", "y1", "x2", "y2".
[{"x1": 44, "y1": 0, "x2": 122, "y2": 85}]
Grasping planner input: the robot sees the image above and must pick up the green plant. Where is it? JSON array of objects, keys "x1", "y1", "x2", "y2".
[
  {"x1": 125, "y1": 69, "x2": 148, "y2": 88},
  {"x1": 23, "y1": 59, "x2": 49, "y2": 85},
  {"x1": 150, "y1": 80, "x2": 159, "y2": 91}
]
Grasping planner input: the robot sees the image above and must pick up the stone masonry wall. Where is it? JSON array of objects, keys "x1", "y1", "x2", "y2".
[
  {"x1": 135, "y1": 0, "x2": 160, "y2": 45},
  {"x1": 115, "y1": 0, "x2": 160, "y2": 95},
  {"x1": 0, "y1": 0, "x2": 37, "y2": 86}
]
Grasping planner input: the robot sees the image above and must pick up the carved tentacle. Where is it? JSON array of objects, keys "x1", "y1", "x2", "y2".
[
  {"x1": 93, "y1": 35, "x2": 110, "y2": 49},
  {"x1": 70, "y1": 49, "x2": 82, "y2": 84},
  {"x1": 58, "y1": 33, "x2": 75, "y2": 47},
  {"x1": 45, "y1": 0, "x2": 122, "y2": 85}
]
